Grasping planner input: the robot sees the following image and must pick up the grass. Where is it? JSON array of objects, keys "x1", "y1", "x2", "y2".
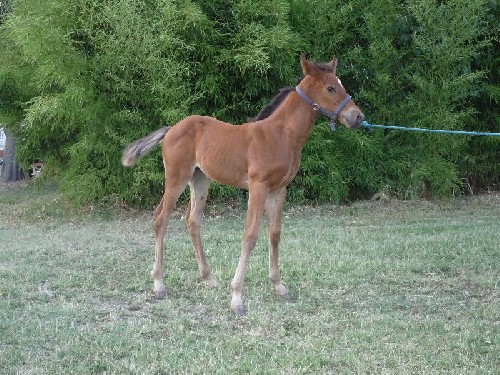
[{"x1": 0, "y1": 182, "x2": 499, "y2": 374}]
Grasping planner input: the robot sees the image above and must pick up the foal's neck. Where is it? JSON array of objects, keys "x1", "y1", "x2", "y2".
[{"x1": 268, "y1": 92, "x2": 317, "y2": 147}]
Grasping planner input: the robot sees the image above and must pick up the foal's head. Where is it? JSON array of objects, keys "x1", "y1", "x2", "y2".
[{"x1": 299, "y1": 56, "x2": 364, "y2": 129}]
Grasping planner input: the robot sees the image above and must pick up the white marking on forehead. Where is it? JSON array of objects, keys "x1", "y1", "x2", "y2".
[{"x1": 337, "y1": 78, "x2": 344, "y2": 88}]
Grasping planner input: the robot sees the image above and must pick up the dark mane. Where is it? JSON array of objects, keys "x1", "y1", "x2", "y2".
[
  {"x1": 247, "y1": 87, "x2": 294, "y2": 122},
  {"x1": 248, "y1": 62, "x2": 333, "y2": 122}
]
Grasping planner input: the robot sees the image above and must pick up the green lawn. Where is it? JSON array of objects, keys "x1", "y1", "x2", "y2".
[{"x1": 1, "y1": 182, "x2": 499, "y2": 374}]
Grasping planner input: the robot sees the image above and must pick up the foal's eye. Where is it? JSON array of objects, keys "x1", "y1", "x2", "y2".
[{"x1": 327, "y1": 85, "x2": 336, "y2": 94}]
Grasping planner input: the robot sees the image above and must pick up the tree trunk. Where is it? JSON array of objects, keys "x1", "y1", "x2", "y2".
[{"x1": 1, "y1": 128, "x2": 22, "y2": 182}]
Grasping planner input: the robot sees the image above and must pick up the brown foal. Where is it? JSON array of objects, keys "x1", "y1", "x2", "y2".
[{"x1": 122, "y1": 56, "x2": 364, "y2": 315}]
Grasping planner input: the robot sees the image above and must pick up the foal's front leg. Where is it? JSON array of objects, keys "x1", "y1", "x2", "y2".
[
  {"x1": 265, "y1": 188, "x2": 290, "y2": 300},
  {"x1": 230, "y1": 184, "x2": 268, "y2": 315}
]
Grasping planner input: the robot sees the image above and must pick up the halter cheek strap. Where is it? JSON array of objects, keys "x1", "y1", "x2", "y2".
[{"x1": 295, "y1": 86, "x2": 351, "y2": 131}]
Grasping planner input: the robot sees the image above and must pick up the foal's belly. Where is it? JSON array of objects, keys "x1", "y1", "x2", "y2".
[{"x1": 197, "y1": 153, "x2": 249, "y2": 190}]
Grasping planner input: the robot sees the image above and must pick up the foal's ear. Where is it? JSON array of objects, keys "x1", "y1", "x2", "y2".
[
  {"x1": 330, "y1": 57, "x2": 338, "y2": 75},
  {"x1": 300, "y1": 55, "x2": 319, "y2": 76}
]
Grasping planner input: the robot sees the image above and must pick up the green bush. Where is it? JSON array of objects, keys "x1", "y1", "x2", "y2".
[{"x1": 0, "y1": 0, "x2": 497, "y2": 207}]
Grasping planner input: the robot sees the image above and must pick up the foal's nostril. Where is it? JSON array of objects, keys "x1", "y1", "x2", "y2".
[{"x1": 356, "y1": 113, "x2": 365, "y2": 124}]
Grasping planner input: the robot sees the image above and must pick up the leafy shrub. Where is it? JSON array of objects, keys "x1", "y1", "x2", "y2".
[{"x1": 0, "y1": 0, "x2": 496, "y2": 207}]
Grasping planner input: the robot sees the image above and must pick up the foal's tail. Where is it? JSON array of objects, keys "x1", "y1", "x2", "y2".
[{"x1": 122, "y1": 126, "x2": 171, "y2": 167}]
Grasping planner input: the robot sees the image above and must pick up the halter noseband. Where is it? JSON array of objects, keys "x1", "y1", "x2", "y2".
[{"x1": 295, "y1": 86, "x2": 351, "y2": 131}]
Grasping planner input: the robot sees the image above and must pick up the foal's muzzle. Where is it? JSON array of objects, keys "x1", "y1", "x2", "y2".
[{"x1": 340, "y1": 107, "x2": 365, "y2": 129}]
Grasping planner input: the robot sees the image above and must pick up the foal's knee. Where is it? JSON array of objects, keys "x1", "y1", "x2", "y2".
[
  {"x1": 243, "y1": 233, "x2": 259, "y2": 251},
  {"x1": 186, "y1": 215, "x2": 201, "y2": 234},
  {"x1": 268, "y1": 228, "x2": 281, "y2": 247},
  {"x1": 154, "y1": 215, "x2": 168, "y2": 235}
]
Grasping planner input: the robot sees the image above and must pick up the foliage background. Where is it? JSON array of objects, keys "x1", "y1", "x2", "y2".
[{"x1": 0, "y1": 0, "x2": 498, "y2": 207}]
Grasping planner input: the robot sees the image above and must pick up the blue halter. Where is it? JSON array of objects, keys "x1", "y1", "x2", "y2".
[{"x1": 295, "y1": 86, "x2": 351, "y2": 131}]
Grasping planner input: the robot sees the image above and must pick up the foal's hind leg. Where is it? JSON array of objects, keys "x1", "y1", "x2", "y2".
[
  {"x1": 186, "y1": 168, "x2": 218, "y2": 288},
  {"x1": 152, "y1": 176, "x2": 190, "y2": 299}
]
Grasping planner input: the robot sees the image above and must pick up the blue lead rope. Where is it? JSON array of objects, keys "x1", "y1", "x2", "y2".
[{"x1": 361, "y1": 121, "x2": 500, "y2": 137}]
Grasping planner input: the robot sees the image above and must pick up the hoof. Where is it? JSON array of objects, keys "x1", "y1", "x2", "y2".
[
  {"x1": 275, "y1": 284, "x2": 291, "y2": 301},
  {"x1": 153, "y1": 281, "x2": 166, "y2": 299},
  {"x1": 204, "y1": 276, "x2": 219, "y2": 288},
  {"x1": 153, "y1": 279, "x2": 166, "y2": 299},
  {"x1": 153, "y1": 289, "x2": 167, "y2": 299},
  {"x1": 281, "y1": 291, "x2": 292, "y2": 302},
  {"x1": 230, "y1": 294, "x2": 245, "y2": 315},
  {"x1": 231, "y1": 305, "x2": 246, "y2": 316}
]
